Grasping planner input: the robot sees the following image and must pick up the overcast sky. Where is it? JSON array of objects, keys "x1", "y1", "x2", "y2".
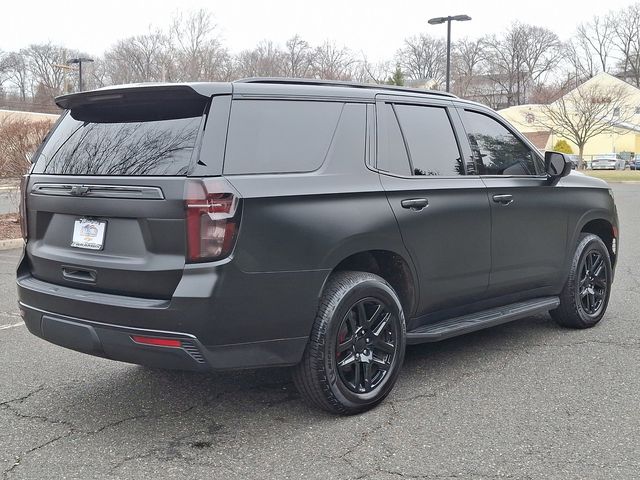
[{"x1": 1, "y1": 0, "x2": 637, "y2": 60}]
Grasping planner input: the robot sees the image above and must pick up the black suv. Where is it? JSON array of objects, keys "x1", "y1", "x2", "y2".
[{"x1": 17, "y1": 79, "x2": 619, "y2": 414}]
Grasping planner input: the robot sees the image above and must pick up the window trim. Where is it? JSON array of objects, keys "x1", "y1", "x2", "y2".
[{"x1": 372, "y1": 100, "x2": 472, "y2": 180}]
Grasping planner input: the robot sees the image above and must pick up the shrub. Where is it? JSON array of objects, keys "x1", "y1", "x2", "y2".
[
  {"x1": 0, "y1": 117, "x2": 53, "y2": 178},
  {"x1": 552, "y1": 139, "x2": 574, "y2": 154}
]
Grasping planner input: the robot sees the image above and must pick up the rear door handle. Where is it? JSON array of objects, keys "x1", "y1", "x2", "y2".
[
  {"x1": 401, "y1": 198, "x2": 429, "y2": 211},
  {"x1": 492, "y1": 194, "x2": 514, "y2": 206}
]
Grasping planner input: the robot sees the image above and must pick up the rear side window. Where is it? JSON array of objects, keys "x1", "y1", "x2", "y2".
[
  {"x1": 394, "y1": 104, "x2": 464, "y2": 176},
  {"x1": 223, "y1": 100, "x2": 343, "y2": 175},
  {"x1": 33, "y1": 98, "x2": 207, "y2": 176}
]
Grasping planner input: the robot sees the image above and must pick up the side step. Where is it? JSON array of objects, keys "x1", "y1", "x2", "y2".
[{"x1": 406, "y1": 296, "x2": 560, "y2": 345}]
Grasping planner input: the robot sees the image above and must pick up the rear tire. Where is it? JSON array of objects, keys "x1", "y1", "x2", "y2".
[
  {"x1": 551, "y1": 233, "x2": 612, "y2": 329},
  {"x1": 293, "y1": 271, "x2": 406, "y2": 415}
]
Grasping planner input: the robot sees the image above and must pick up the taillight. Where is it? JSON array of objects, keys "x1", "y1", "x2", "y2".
[
  {"x1": 184, "y1": 178, "x2": 241, "y2": 263},
  {"x1": 19, "y1": 175, "x2": 28, "y2": 241}
]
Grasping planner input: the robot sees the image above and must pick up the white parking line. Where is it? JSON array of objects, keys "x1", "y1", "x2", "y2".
[{"x1": 0, "y1": 322, "x2": 24, "y2": 330}]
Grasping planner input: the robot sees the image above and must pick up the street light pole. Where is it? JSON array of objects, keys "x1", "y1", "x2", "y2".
[
  {"x1": 428, "y1": 14, "x2": 472, "y2": 93},
  {"x1": 66, "y1": 57, "x2": 94, "y2": 92}
]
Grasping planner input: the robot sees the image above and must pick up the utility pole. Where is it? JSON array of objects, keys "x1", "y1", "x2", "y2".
[
  {"x1": 66, "y1": 57, "x2": 94, "y2": 92},
  {"x1": 428, "y1": 15, "x2": 472, "y2": 92}
]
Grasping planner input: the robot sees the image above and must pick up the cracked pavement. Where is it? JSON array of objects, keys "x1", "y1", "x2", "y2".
[{"x1": 1, "y1": 183, "x2": 639, "y2": 479}]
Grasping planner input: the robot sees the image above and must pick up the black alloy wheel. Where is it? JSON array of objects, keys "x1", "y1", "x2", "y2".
[
  {"x1": 335, "y1": 298, "x2": 399, "y2": 394},
  {"x1": 293, "y1": 271, "x2": 406, "y2": 414},
  {"x1": 576, "y1": 250, "x2": 608, "y2": 316}
]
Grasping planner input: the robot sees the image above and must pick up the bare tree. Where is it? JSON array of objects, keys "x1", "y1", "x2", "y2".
[
  {"x1": 536, "y1": 83, "x2": 633, "y2": 166},
  {"x1": 484, "y1": 23, "x2": 560, "y2": 106},
  {"x1": 3, "y1": 52, "x2": 30, "y2": 100},
  {"x1": 564, "y1": 39, "x2": 597, "y2": 85},
  {"x1": 22, "y1": 43, "x2": 69, "y2": 98},
  {"x1": 104, "y1": 30, "x2": 169, "y2": 84},
  {"x1": 169, "y1": 9, "x2": 230, "y2": 81},
  {"x1": 283, "y1": 35, "x2": 312, "y2": 78},
  {"x1": 611, "y1": 4, "x2": 640, "y2": 87},
  {"x1": 451, "y1": 37, "x2": 485, "y2": 96},
  {"x1": 396, "y1": 34, "x2": 445, "y2": 85},
  {"x1": 357, "y1": 57, "x2": 394, "y2": 84},
  {"x1": 311, "y1": 41, "x2": 356, "y2": 80},
  {"x1": 576, "y1": 16, "x2": 614, "y2": 74},
  {"x1": 235, "y1": 40, "x2": 285, "y2": 78}
]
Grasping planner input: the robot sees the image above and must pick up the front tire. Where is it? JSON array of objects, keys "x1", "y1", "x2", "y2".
[
  {"x1": 293, "y1": 271, "x2": 406, "y2": 414},
  {"x1": 551, "y1": 233, "x2": 612, "y2": 329}
]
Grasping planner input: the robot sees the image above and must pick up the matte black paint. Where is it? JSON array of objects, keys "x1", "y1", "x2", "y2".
[{"x1": 17, "y1": 81, "x2": 619, "y2": 371}]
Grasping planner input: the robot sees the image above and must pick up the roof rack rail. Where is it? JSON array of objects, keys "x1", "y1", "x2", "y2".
[{"x1": 233, "y1": 77, "x2": 457, "y2": 98}]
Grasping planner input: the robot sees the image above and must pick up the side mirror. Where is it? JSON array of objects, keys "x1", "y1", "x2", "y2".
[{"x1": 545, "y1": 151, "x2": 571, "y2": 185}]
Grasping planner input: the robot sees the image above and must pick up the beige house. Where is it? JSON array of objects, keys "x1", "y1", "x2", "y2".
[{"x1": 498, "y1": 73, "x2": 640, "y2": 157}]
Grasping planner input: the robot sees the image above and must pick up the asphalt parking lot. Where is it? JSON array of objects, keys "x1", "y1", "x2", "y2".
[{"x1": 1, "y1": 183, "x2": 639, "y2": 480}]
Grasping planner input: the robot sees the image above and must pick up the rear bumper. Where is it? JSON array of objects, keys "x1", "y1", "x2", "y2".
[
  {"x1": 20, "y1": 302, "x2": 310, "y2": 371},
  {"x1": 17, "y1": 255, "x2": 329, "y2": 370},
  {"x1": 21, "y1": 303, "x2": 210, "y2": 371}
]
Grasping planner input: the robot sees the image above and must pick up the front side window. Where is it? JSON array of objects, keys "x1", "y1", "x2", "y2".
[
  {"x1": 394, "y1": 104, "x2": 464, "y2": 176},
  {"x1": 462, "y1": 110, "x2": 541, "y2": 176}
]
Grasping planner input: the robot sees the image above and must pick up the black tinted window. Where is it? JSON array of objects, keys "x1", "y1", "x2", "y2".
[
  {"x1": 224, "y1": 100, "x2": 343, "y2": 174},
  {"x1": 33, "y1": 108, "x2": 204, "y2": 176},
  {"x1": 376, "y1": 103, "x2": 411, "y2": 175},
  {"x1": 462, "y1": 110, "x2": 539, "y2": 176},
  {"x1": 393, "y1": 104, "x2": 463, "y2": 176}
]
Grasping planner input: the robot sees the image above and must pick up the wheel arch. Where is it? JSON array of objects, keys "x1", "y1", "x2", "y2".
[
  {"x1": 326, "y1": 249, "x2": 419, "y2": 318},
  {"x1": 578, "y1": 217, "x2": 617, "y2": 269}
]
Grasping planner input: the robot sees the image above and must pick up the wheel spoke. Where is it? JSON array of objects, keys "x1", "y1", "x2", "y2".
[
  {"x1": 372, "y1": 312, "x2": 391, "y2": 337},
  {"x1": 592, "y1": 255, "x2": 604, "y2": 277},
  {"x1": 363, "y1": 363, "x2": 372, "y2": 391},
  {"x1": 373, "y1": 357, "x2": 390, "y2": 371},
  {"x1": 586, "y1": 252, "x2": 594, "y2": 271},
  {"x1": 593, "y1": 276, "x2": 607, "y2": 288},
  {"x1": 587, "y1": 292, "x2": 594, "y2": 311},
  {"x1": 374, "y1": 338, "x2": 395, "y2": 354},
  {"x1": 338, "y1": 353, "x2": 356, "y2": 370},
  {"x1": 579, "y1": 287, "x2": 589, "y2": 298},
  {"x1": 579, "y1": 275, "x2": 589, "y2": 288},
  {"x1": 357, "y1": 302, "x2": 369, "y2": 328},
  {"x1": 347, "y1": 310, "x2": 357, "y2": 334},
  {"x1": 337, "y1": 337, "x2": 355, "y2": 354},
  {"x1": 353, "y1": 360, "x2": 362, "y2": 390}
]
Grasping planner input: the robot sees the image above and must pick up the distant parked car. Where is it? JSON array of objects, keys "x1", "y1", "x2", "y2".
[
  {"x1": 629, "y1": 160, "x2": 640, "y2": 170},
  {"x1": 591, "y1": 158, "x2": 617, "y2": 170},
  {"x1": 565, "y1": 154, "x2": 580, "y2": 169}
]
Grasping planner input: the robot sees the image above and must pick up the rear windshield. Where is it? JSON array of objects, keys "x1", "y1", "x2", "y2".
[{"x1": 32, "y1": 101, "x2": 206, "y2": 176}]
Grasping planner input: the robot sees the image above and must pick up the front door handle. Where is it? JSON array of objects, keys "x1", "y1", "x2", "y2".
[
  {"x1": 492, "y1": 194, "x2": 514, "y2": 206},
  {"x1": 401, "y1": 198, "x2": 429, "y2": 211}
]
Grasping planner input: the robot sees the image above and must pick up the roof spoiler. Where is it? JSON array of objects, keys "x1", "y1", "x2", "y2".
[{"x1": 55, "y1": 84, "x2": 208, "y2": 110}]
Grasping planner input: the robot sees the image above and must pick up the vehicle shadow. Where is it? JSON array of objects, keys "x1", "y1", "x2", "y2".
[
  {"x1": 57, "y1": 312, "x2": 568, "y2": 425},
  {"x1": 14, "y1": 312, "x2": 592, "y2": 473}
]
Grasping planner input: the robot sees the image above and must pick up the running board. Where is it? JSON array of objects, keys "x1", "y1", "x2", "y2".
[{"x1": 406, "y1": 296, "x2": 560, "y2": 344}]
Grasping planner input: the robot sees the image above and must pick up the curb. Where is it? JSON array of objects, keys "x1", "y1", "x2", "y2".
[{"x1": 0, "y1": 239, "x2": 23, "y2": 251}]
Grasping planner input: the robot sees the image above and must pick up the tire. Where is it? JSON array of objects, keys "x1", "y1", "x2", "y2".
[
  {"x1": 551, "y1": 233, "x2": 612, "y2": 329},
  {"x1": 293, "y1": 271, "x2": 406, "y2": 415}
]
